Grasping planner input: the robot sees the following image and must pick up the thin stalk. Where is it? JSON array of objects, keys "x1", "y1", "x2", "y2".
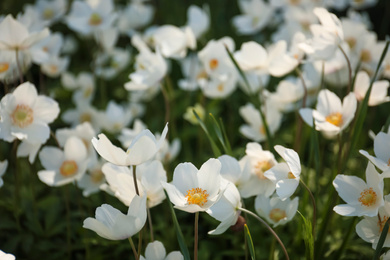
[
  {"x1": 147, "y1": 205, "x2": 154, "y2": 242},
  {"x1": 194, "y1": 212, "x2": 199, "y2": 260},
  {"x1": 300, "y1": 179, "x2": 317, "y2": 240},
  {"x1": 63, "y1": 185, "x2": 72, "y2": 260},
  {"x1": 132, "y1": 165, "x2": 140, "y2": 196},
  {"x1": 268, "y1": 237, "x2": 276, "y2": 260},
  {"x1": 239, "y1": 208, "x2": 290, "y2": 260},
  {"x1": 128, "y1": 237, "x2": 139, "y2": 260},
  {"x1": 15, "y1": 49, "x2": 24, "y2": 84},
  {"x1": 162, "y1": 77, "x2": 171, "y2": 124},
  {"x1": 12, "y1": 140, "x2": 21, "y2": 231},
  {"x1": 338, "y1": 45, "x2": 352, "y2": 93},
  {"x1": 294, "y1": 68, "x2": 309, "y2": 152},
  {"x1": 138, "y1": 229, "x2": 143, "y2": 260}
]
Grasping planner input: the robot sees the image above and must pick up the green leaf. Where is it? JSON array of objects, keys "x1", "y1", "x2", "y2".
[
  {"x1": 373, "y1": 217, "x2": 390, "y2": 260},
  {"x1": 193, "y1": 109, "x2": 221, "y2": 157},
  {"x1": 297, "y1": 211, "x2": 314, "y2": 260},
  {"x1": 209, "y1": 113, "x2": 232, "y2": 155},
  {"x1": 244, "y1": 224, "x2": 256, "y2": 260},
  {"x1": 164, "y1": 190, "x2": 191, "y2": 260}
]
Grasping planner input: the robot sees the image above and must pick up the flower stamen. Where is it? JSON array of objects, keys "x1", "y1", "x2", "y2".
[
  {"x1": 269, "y1": 208, "x2": 287, "y2": 223},
  {"x1": 358, "y1": 187, "x2": 377, "y2": 207},
  {"x1": 186, "y1": 187, "x2": 209, "y2": 206},
  {"x1": 60, "y1": 160, "x2": 78, "y2": 177},
  {"x1": 325, "y1": 112, "x2": 343, "y2": 127},
  {"x1": 11, "y1": 104, "x2": 34, "y2": 128}
]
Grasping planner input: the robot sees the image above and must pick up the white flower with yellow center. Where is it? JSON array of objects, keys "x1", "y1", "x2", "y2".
[
  {"x1": 0, "y1": 81, "x2": 59, "y2": 144},
  {"x1": 140, "y1": 240, "x2": 184, "y2": 260},
  {"x1": 38, "y1": 136, "x2": 88, "y2": 187},
  {"x1": 92, "y1": 123, "x2": 168, "y2": 166},
  {"x1": 356, "y1": 194, "x2": 390, "y2": 249},
  {"x1": 238, "y1": 142, "x2": 276, "y2": 198},
  {"x1": 162, "y1": 158, "x2": 224, "y2": 213},
  {"x1": 300, "y1": 89, "x2": 357, "y2": 138},
  {"x1": 83, "y1": 195, "x2": 147, "y2": 240},
  {"x1": 354, "y1": 70, "x2": 390, "y2": 107},
  {"x1": 333, "y1": 162, "x2": 384, "y2": 217},
  {"x1": 360, "y1": 131, "x2": 390, "y2": 172},
  {"x1": 265, "y1": 145, "x2": 301, "y2": 200},
  {"x1": 255, "y1": 194, "x2": 299, "y2": 227}
]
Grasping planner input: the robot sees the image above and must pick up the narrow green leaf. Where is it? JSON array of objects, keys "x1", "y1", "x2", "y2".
[
  {"x1": 219, "y1": 117, "x2": 232, "y2": 155},
  {"x1": 347, "y1": 41, "x2": 389, "y2": 165},
  {"x1": 224, "y1": 45, "x2": 273, "y2": 151},
  {"x1": 164, "y1": 191, "x2": 191, "y2": 260},
  {"x1": 373, "y1": 217, "x2": 390, "y2": 260},
  {"x1": 244, "y1": 224, "x2": 256, "y2": 260},
  {"x1": 209, "y1": 113, "x2": 230, "y2": 155},
  {"x1": 297, "y1": 211, "x2": 314, "y2": 260},
  {"x1": 193, "y1": 109, "x2": 221, "y2": 157}
]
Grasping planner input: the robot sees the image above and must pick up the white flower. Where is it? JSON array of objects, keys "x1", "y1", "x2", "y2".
[
  {"x1": 0, "y1": 160, "x2": 8, "y2": 188},
  {"x1": 38, "y1": 136, "x2": 89, "y2": 187},
  {"x1": 40, "y1": 55, "x2": 69, "y2": 77},
  {"x1": 83, "y1": 195, "x2": 147, "y2": 240},
  {"x1": 333, "y1": 162, "x2": 384, "y2": 217},
  {"x1": 124, "y1": 35, "x2": 167, "y2": 91},
  {"x1": 265, "y1": 145, "x2": 301, "y2": 200},
  {"x1": 162, "y1": 158, "x2": 224, "y2": 213},
  {"x1": 239, "y1": 102, "x2": 282, "y2": 142},
  {"x1": 255, "y1": 194, "x2": 299, "y2": 227},
  {"x1": 234, "y1": 41, "x2": 268, "y2": 72},
  {"x1": 238, "y1": 142, "x2": 276, "y2": 198},
  {"x1": 0, "y1": 250, "x2": 15, "y2": 260},
  {"x1": 77, "y1": 159, "x2": 105, "y2": 197},
  {"x1": 299, "y1": 8, "x2": 343, "y2": 61},
  {"x1": 207, "y1": 182, "x2": 242, "y2": 235},
  {"x1": 66, "y1": 0, "x2": 117, "y2": 36},
  {"x1": 151, "y1": 25, "x2": 196, "y2": 59},
  {"x1": 299, "y1": 89, "x2": 357, "y2": 138},
  {"x1": 118, "y1": 119, "x2": 147, "y2": 148},
  {"x1": 101, "y1": 101, "x2": 133, "y2": 133},
  {"x1": 0, "y1": 14, "x2": 49, "y2": 51},
  {"x1": 218, "y1": 154, "x2": 251, "y2": 193},
  {"x1": 232, "y1": 0, "x2": 274, "y2": 35},
  {"x1": 356, "y1": 195, "x2": 390, "y2": 249},
  {"x1": 360, "y1": 131, "x2": 390, "y2": 172},
  {"x1": 140, "y1": 240, "x2": 183, "y2": 260},
  {"x1": 186, "y1": 5, "x2": 209, "y2": 39},
  {"x1": 0, "y1": 81, "x2": 59, "y2": 143},
  {"x1": 92, "y1": 123, "x2": 168, "y2": 166},
  {"x1": 354, "y1": 71, "x2": 390, "y2": 106}
]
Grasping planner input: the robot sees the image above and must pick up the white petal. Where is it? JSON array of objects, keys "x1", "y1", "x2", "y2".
[{"x1": 92, "y1": 134, "x2": 128, "y2": 166}]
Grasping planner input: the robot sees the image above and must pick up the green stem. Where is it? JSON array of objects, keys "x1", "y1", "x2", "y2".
[
  {"x1": 63, "y1": 185, "x2": 72, "y2": 260},
  {"x1": 333, "y1": 217, "x2": 357, "y2": 260},
  {"x1": 239, "y1": 208, "x2": 289, "y2": 260},
  {"x1": 194, "y1": 212, "x2": 199, "y2": 260},
  {"x1": 128, "y1": 237, "x2": 138, "y2": 260},
  {"x1": 137, "y1": 229, "x2": 143, "y2": 260},
  {"x1": 15, "y1": 49, "x2": 24, "y2": 84},
  {"x1": 300, "y1": 179, "x2": 317, "y2": 242},
  {"x1": 132, "y1": 165, "x2": 140, "y2": 196},
  {"x1": 338, "y1": 45, "x2": 352, "y2": 93},
  {"x1": 147, "y1": 204, "x2": 154, "y2": 242}
]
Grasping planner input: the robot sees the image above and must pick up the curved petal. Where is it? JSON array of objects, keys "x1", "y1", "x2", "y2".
[{"x1": 92, "y1": 134, "x2": 128, "y2": 166}]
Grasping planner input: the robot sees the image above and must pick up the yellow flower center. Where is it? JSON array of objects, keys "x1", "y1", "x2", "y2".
[
  {"x1": 196, "y1": 70, "x2": 208, "y2": 80},
  {"x1": 269, "y1": 208, "x2": 287, "y2": 223},
  {"x1": 185, "y1": 187, "x2": 209, "y2": 206},
  {"x1": 387, "y1": 158, "x2": 390, "y2": 166},
  {"x1": 209, "y1": 59, "x2": 219, "y2": 70},
  {"x1": 254, "y1": 160, "x2": 273, "y2": 179},
  {"x1": 288, "y1": 172, "x2": 295, "y2": 179},
  {"x1": 89, "y1": 13, "x2": 103, "y2": 26},
  {"x1": 217, "y1": 83, "x2": 224, "y2": 92},
  {"x1": 60, "y1": 160, "x2": 78, "y2": 177},
  {"x1": 90, "y1": 169, "x2": 104, "y2": 183},
  {"x1": 80, "y1": 113, "x2": 92, "y2": 123},
  {"x1": 0, "y1": 62, "x2": 9, "y2": 73},
  {"x1": 289, "y1": 0, "x2": 301, "y2": 5},
  {"x1": 360, "y1": 49, "x2": 372, "y2": 63},
  {"x1": 11, "y1": 104, "x2": 34, "y2": 128},
  {"x1": 49, "y1": 65, "x2": 58, "y2": 74},
  {"x1": 345, "y1": 37, "x2": 357, "y2": 50},
  {"x1": 325, "y1": 112, "x2": 343, "y2": 127},
  {"x1": 43, "y1": 8, "x2": 54, "y2": 20},
  {"x1": 358, "y1": 187, "x2": 377, "y2": 207}
]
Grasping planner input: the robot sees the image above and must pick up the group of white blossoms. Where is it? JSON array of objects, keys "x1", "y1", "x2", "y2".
[{"x1": 1, "y1": 0, "x2": 390, "y2": 258}]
